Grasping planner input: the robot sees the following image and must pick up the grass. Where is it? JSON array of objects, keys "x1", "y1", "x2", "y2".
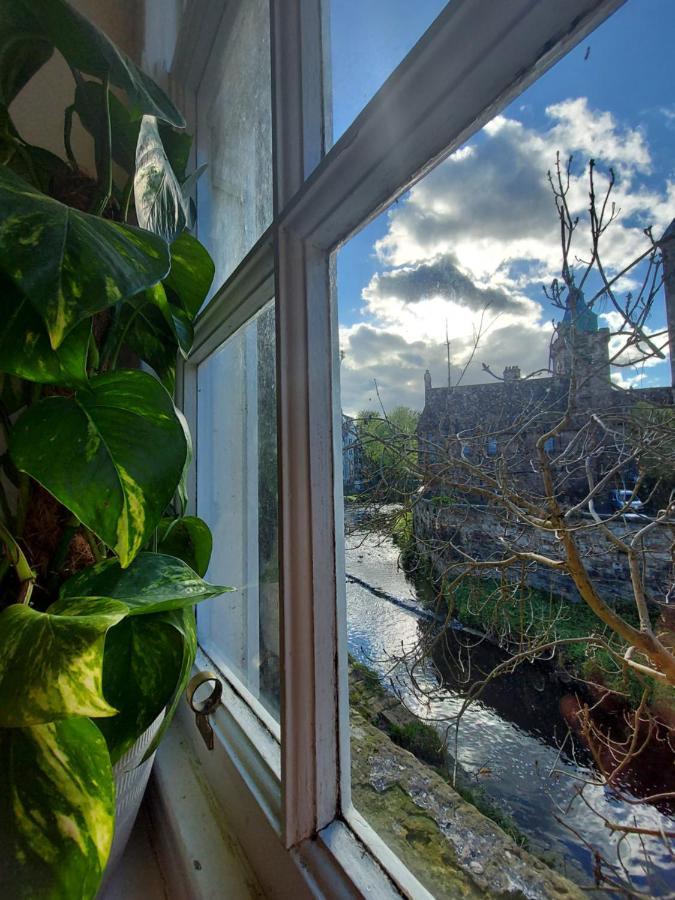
[
  {"x1": 388, "y1": 720, "x2": 445, "y2": 767},
  {"x1": 349, "y1": 656, "x2": 531, "y2": 851},
  {"x1": 392, "y1": 510, "x2": 650, "y2": 705}
]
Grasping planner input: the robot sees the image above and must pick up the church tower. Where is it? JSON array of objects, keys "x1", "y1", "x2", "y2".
[{"x1": 549, "y1": 286, "x2": 610, "y2": 398}]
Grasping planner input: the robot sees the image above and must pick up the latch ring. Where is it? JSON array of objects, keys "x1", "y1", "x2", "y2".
[{"x1": 186, "y1": 670, "x2": 222, "y2": 716}]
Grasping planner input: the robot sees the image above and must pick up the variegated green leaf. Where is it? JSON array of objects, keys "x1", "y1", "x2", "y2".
[
  {"x1": 134, "y1": 115, "x2": 187, "y2": 243},
  {"x1": 118, "y1": 283, "x2": 191, "y2": 393},
  {"x1": 74, "y1": 80, "x2": 192, "y2": 178},
  {"x1": 141, "y1": 606, "x2": 197, "y2": 762},
  {"x1": 9, "y1": 370, "x2": 188, "y2": 567},
  {"x1": 156, "y1": 516, "x2": 213, "y2": 577},
  {"x1": 56, "y1": 551, "x2": 228, "y2": 616},
  {"x1": 0, "y1": 166, "x2": 170, "y2": 348},
  {"x1": 0, "y1": 1, "x2": 52, "y2": 107},
  {"x1": 14, "y1": 0, "x2": 184, "y2": 127},
  {"x1": 0, "y1": 276, "x2": 89, "y2": 384},
  {"x1": 0, "y1": 717, "x2": 114, "y2": 900},
  {"x1": 0, "y1": 599, "x2": 127, "y2": 727},
  {"x1": 164, "y1": 232, "x2": 215, "y2": 320},
  {"x1": 97, "y1": 612, "x2": 183, "y2": 764}
]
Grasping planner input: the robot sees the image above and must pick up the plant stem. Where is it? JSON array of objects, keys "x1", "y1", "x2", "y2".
[
  {"x1": 0, "y1": 520, "x2": 34, "y2": 587},
  {"x1": 83, "y1": 528, "x2": 103, "y2": 563},
  {"x1": 98, "y1": 302, "x2": 122, "y2": 371},
  {"x1": 109, "y1": 303, "x2": 144, "y2": 370},
  {"x1": 121, "y1": 174, "x2": 134, "y2": 223},
  {"x1": 64, "y1": 104, "x2": 77, "y2": 170},
  {"x1": 91, "y1": 71, "x2": 112, "y2": 216}
]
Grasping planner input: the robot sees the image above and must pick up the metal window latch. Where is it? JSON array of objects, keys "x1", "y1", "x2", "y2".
[{"x1": 186, "y1": 670, "x2": 223, "y2": 750}]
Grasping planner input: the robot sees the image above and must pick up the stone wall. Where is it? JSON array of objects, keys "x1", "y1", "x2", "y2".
[{"x1": 413, "y1": 500, "x2": 673, "y2": 606}]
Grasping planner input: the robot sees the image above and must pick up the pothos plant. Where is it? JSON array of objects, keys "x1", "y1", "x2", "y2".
[{"x1": 0, "y1": 2, "x2": 228, "y2": 898}]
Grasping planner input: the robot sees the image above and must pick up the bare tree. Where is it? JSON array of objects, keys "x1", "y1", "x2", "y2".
[{"x1": 346, "y1": 156, "x2": 675, "y2": 895}]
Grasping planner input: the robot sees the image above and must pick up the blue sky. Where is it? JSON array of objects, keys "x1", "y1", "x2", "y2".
[{"x1": 330, "y1": 1, "x2": 675, "y2": 414}]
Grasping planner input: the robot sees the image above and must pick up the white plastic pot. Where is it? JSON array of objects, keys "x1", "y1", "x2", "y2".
[{"x1": 97, "y1": 714, "x2": 163, "y2": 895}]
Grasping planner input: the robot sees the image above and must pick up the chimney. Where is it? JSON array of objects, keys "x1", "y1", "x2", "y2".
[
  {"x1": 424, "y1": 369, "x2": 432, "y2": 403},
  {"x1": 503, "y1": 365, "x2": 521, "y2": 383}
]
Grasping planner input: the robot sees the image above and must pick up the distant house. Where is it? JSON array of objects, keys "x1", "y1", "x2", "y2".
[{"x1": 342, "y1": 414, "x2": 364, "y2": 493}]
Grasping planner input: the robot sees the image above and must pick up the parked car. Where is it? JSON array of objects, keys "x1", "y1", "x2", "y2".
[{"x1": 610, "y1": 489, "x2": 644, "y2": 513}]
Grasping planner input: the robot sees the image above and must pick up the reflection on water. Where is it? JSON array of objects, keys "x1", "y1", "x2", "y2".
[{"x1": 345, "y1": 526, "x2": 675, "y2": 895}]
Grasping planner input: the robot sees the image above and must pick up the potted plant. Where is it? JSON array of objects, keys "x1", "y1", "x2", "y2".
[{"x1": 0, "y1": 2, "x2": 226, "y2": 897}]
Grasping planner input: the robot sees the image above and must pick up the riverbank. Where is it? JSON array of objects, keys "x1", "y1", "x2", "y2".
[
  {"x1": 393, "y1": 510, "x2": 650, "y2": 702},
  {"x1": 345, "y1": 511, "x2": 675, "y2": 893},
  {"x1": 349, "y1": 660, "x2": 584, "y2": 899}
]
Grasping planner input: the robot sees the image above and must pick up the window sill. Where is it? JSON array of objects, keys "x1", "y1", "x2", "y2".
[{"x1": 151, "y1": 655, "x2": 431, "y2": 898}]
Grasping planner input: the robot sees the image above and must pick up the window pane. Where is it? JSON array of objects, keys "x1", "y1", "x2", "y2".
[
  {"x1": 197, "y1": 302, "x2": 279, "y2": 718},
  {"x1": 329, "y1": 0, "x2": 449, "y2": 142},
  {"x1": 197, "y1": 0, "x2": 272, "y2": 293},
  {"x1": 338, "y1": 2, "x2": 674, "y2": 895}
]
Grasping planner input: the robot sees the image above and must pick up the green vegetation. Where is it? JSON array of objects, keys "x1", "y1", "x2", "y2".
[
  {"x1": 392, "y1": 512, "x2": 649, "y2": 703},
  {"x1": 452, "y1": 780, "x2": 530, "y2": 849},
  {"x1": 0, "y1": 4, "x2": 223, "y2": 896},
  {"x1": 389, "y1": 720, "x2": 445, "y2": 767},
  {"x1": 349, "y1": 658, "x2": 530, "y2": 851},
  {"x1": 356, "y1": 406, "x2": 419, "y2": 496}
]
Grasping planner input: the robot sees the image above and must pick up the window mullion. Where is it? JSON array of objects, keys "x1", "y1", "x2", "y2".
[
  {"x1": 275, "y1": 227, "x2": 339, "y2": 846},
  {"x1": 270, "y1": 0, "x2": 338, "y2": 848},
  {"x1": 270, "y1": 0, "x2": 329, "y2": 212}
]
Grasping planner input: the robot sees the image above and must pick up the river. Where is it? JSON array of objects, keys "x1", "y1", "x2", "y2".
[{"x1": 345, "y1": 525, "x2": 675, "y2": 896}]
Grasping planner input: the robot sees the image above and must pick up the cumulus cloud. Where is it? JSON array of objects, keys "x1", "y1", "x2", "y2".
[
  {"x1": 338, "y1": 96, "x2": 672, "y2": 415},
  {"x1": 374, "y1": 98, "x2": 672, "y2": 283},
  {"x1": 365, "y1": 254, "x2": 531, "y2": 315}
]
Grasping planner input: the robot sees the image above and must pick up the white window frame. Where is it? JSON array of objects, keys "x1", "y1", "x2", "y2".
[{"x1": 167, "y1": 0, "x2": 625, "y2": 894}]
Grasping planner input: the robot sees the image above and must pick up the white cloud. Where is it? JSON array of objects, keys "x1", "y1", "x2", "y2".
[{"x1": 339, "y1": 97, "x2": 672, "y2": 414}]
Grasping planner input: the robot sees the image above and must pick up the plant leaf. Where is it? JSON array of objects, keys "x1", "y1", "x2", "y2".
[
  {"x1": 158, "y1": 125, "x2": 192, "y2": 183},
  {"x1": 0, "y1": 718, "x2": 114, "y2": 900},
  {"x1": 120, "y1": 285, "x2": 179, "y2": 392},
  {"x1": 123, "y1": 282, "x2": 192, "y2": 380},
  {"x1": 74, "y1": 79, "x2": 139, "y2": 173},
  {"x1": 0, "y1": 372, "x2": 29, "y2": 415},
  {"x1": 164, "y1": 232, "x2": 215, "y2": 320},
  {"x1": 0, "y1": 166, "x2": 170, "y2": 348},
  {"x1": 180, "y1": 163, "x2": 206, "y2": 205},
  {"x1": 0, "y1": 276, "x2": 89, "y2": 384},
  {"x1": 175, "y1": 407, "x2": 192, "y2": 515},
  {"x1": 10, "y1": 370, "x2": 188, "y2": 567},
  {"x1": 74, "y1": 82, "x2": 193, "y2": 181},
  {"x1": 0, "y1": 599, "x2": 127, "y2": 726},
  {"x1": 15, "y1": 0, "x2": 184, "y2": 127},
  {"x1": 156, "y1": 516, "x2": 213, "y2": 577},
  {"x1": 0, "y1": 1, "x2": 53, "y2": 107},
  {"x1": 134, "y1": 115, "x2": 187, "y2": 243},
  {"x1": 97, "y1": 613, "x2": 183, "y2": 764},
  {"x1": 56, "y1": 551, "x2": 228, "y2": 616},
  {"x1": 141, "y1": 605, "x2": 197, "y2": 763}
]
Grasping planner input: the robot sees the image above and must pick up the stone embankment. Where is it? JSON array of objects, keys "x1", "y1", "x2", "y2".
[
  {"x1": 349, "y1": 664, "x2": 584, "y2": 899},
  {"x1": 413, "y1": 500, "x2": 673, "y2": 605}
]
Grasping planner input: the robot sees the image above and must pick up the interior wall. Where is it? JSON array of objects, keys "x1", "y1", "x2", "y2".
[{"x1": 9, "y1": 0, "x2": 142, "y2": 175}]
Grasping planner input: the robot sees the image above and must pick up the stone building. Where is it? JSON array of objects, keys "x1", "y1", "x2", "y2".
[{"x1": 417, "y1": 286, "x2": 673, "y2": 504}]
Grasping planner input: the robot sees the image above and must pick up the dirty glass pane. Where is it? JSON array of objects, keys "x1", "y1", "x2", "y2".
[
  {"x1": 328, "y1": 0, "x2": 449, "y2": 143},
  {"x1": 196, "y1": 0, "x2": 272, "y2": 294},
  {"x1": 338, "y1": 2, "x2": 675, "y2": 896},
  {"x1": 197, "y1": 302, "x2": 279, "y2": 718}
]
